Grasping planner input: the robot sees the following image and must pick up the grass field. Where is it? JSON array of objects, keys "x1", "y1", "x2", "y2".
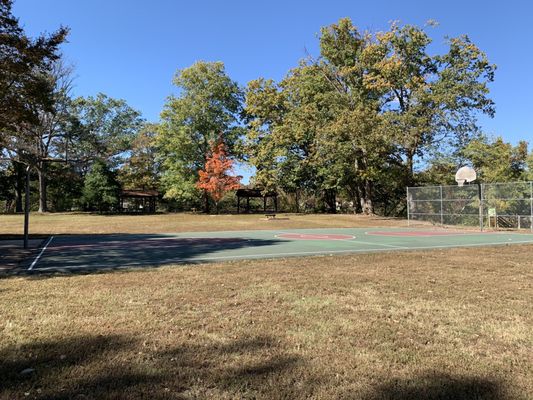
[
  {"x1": 1, "y1": 213, "x2": 532, "y2": 399},
  {"x1": 0, "y1": 212, "x2": 405, "y2": 235}
]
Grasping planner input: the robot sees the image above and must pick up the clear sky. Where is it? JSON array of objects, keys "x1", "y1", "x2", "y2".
[{"x1": 13, "y1": 0, "x2": 533, "y2": 146}]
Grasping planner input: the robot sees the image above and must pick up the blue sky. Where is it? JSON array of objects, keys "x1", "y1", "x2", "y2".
[{"x1": 13, "y1": 0, "x2": 533, "y2": 179}]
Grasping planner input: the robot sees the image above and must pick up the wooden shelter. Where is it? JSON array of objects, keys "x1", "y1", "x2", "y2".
[
  {"x1": 236, "y1": 188, "x2": 278, "y2": 214},
  {"x1": 119, "y1": 189, "x2": 159, "y2": 213}
]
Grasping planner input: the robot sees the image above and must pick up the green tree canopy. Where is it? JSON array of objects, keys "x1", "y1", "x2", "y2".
[
  {"x1": 69, "y1": 93, "x2": 144, "y2": 167},
  {"x1": 0, "y1": 0, "x2": 68, "y2": 136},
  {"x1": 118, "y1": 123, "x2": 160, "y2": 190},
  {"x1": 82, "y1": 159, "x2": 120, "y2": 213},
  {"x1": 462, "y1": 135, "x2": 529, "y2": 182},
  {"x1": 157, "y1": 61, "x2": 244, "y2": 211},
  {"x1": 527, "y1": 152, "x2": 533, "y2": 181},
  {"x1": 244, "y1": 18, "x2": 496, "y2": 214}
]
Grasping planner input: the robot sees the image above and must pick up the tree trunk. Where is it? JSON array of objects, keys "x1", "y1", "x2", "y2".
[
  {"x1": 323, "y1": 189, "x2": 337, "y2": 214},
  {"x1": 358, "y1": 180, "x2": 374, "y2": 215},
  {"x1": 354, "y1": 156, "x2": 373, "y2": 214},
  {"x1": 203, "y1": 190, "x2": 210, "y2": 214},
  {"x1": 37, "y1": 163, "x2": 48, "y2": 213},
  {"x1": 347, "y1": 184, "x2": 361, "y2": 214}
]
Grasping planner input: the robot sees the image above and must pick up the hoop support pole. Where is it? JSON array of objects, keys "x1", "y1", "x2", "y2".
[
  {"x1": 530, "y1": 181, "x2": 533, "y2": 233},
  {"x1": 407, "y1": 187, "x2": 410, "y2": 227},
  {"x1": 478, "y1": 182, "x2": 483, "y2": 232}
]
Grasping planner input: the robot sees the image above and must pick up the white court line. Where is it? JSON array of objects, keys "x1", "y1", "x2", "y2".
[
  {"x1": 28, "y1": 236, "x2": 54, "y2": 271},
  {"x1": 31, "y1": 238, "x2": 533, "y2": 270}
]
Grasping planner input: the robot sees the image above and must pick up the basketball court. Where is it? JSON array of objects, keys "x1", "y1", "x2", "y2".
[{"x1": 21, "y1": 227, "x2": 533, "y2": 273}]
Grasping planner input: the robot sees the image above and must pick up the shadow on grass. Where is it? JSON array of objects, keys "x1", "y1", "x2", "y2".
[
  {"x1": 0, "y1": 335, "x2": 162, "y2": 400},
  {"x1": 0, "y1": 334, "x2": 302, "y2": 399},
  {"x1": 158, "y1": 335, "x2": 302, "y2": 395},
  {"x1": 362, "y1": 373, "x2": 517, "y2": 400},
  {"x1": 1, "y1": 334, "x2": 519, "y2": 399},
  {"x1": 1, "y1": 233, "x2": 284, "y2": 278}
]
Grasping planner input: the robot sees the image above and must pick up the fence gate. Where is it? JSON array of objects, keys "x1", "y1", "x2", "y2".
[{"x1": 407, "y1": 181, "x2": 533, "y2": 231}]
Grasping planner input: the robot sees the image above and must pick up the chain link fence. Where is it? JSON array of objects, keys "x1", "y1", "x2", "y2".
[{"x1": 407, "y1": 181, "x2": 533, "y2": 231}]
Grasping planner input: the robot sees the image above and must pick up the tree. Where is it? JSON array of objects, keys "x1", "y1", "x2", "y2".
[
  {"x1": 196, "y1": 140, "x2": 242, "y2": 213},
  {"x1": 314, "y1": 21, "x2": 400, "y2": 213},
  {"x1": 363, "y1": 21, "x2": 495, "y2": 183},
  {"x1": 243, "y1": 78, "x2": 286, "y2": 196},
  {"x1": 245, "y1": 69, "x2": 332, "y2": 211},
  {"x1": 527, "y1": 151, "x2": 533, "y2": 181},
  {"x1": 0, "y1": 0, "x2": 68, "y2": 134},
  {"x1": 69, "y1": 93, "x2": 143, "y2": 169},
  {"x1": 46, "y1": 161, "x2": 84, "y2": 211},
  {"x1": 157, "y1": 61, "x2": 244, "y2": 212},
  {"x1": 462, "y1": 135, "x2": 529, "y2": 182},
  {"x1": 245, "y1": 20, "x2": 394, "y2": 214},
  {"x1": 416, "y1": 157, "x2": 458, "y2": 185},
  {"x1": 0, "y1": 0, "x2": 68, "y2": 212},
  {"x1": 244, "y1": 18, "x2": 496, "y2": 215},
  {"x1": 82, "y1": 159, "x2": 120, "y2": 213},
  {"x1": 421, "y1": 135, "x2": 530, "y2": 185},
  {"x1": 118, "y1": 123, "x2": 160, "y2": 190},
  {"x1": 13, "y1": 61, "x2": 75, "y2": 212},
  {"x1": 0, "y1": 162, "x2": 16, "y2": 211}
]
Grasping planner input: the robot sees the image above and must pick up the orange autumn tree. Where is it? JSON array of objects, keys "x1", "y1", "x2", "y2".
[{"x1": 197, "y1": 140, "x2": 242, "y2": 213}]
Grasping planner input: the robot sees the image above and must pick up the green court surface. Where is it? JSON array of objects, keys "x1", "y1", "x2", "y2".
[{"x1": 22, "y1": 227, "x2": 533, "y2": 273}]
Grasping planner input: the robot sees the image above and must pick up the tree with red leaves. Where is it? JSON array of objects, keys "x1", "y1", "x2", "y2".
[{"x1": 197, "y1": 140, "x2": 242, "y2": 213}]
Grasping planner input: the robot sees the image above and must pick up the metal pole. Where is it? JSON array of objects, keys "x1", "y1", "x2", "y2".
[
  {"x1": 406, "y1": 187, "x2": 410, "y2": 226},
  {"x1": 440, "y1": 185, "x2": 444, "y2": 226},
  {"x1": 526, "y1": 182, "x2": 532, "y2": 231},
  {"x1": 23, "y1": 166, "x2": 30, "y2": 249},
  {"x1": 478, "y1": 182, "x2": 483, "y2": 232}
]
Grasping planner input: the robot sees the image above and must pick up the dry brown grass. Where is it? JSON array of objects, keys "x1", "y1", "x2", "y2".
[
  {"x1": 0, "y1": 212, "x2": 405, "y2": 235},
  {"x1": 1, "y1": 244, "x2": 532, "y2": 399}
]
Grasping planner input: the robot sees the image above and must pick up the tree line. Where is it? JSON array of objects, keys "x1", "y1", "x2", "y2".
[{"x1": 1, "y1": 1, "x2": 531, "y2": 215}]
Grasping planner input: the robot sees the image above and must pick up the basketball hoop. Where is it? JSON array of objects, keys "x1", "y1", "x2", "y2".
[
  {"x1": 455, "y1": 166, "x2": 477, "y2": 186},
  {"x1": 455, "y1": 166, "x2": 483, "y2": 232}
]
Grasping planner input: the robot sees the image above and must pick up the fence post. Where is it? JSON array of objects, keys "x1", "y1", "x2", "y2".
[
  {"x1": 439, "y1": 185, "x2": 444, "y2": 226},
  {"x1": 478, "y1": 183, "x2": 483, "y2": 232},
  {"x1": 530, "y1": 181, "x2": 533, "y2": 232},
  {"x1": 407, "y1": 187, "x2": 410, "y2": 227}
]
